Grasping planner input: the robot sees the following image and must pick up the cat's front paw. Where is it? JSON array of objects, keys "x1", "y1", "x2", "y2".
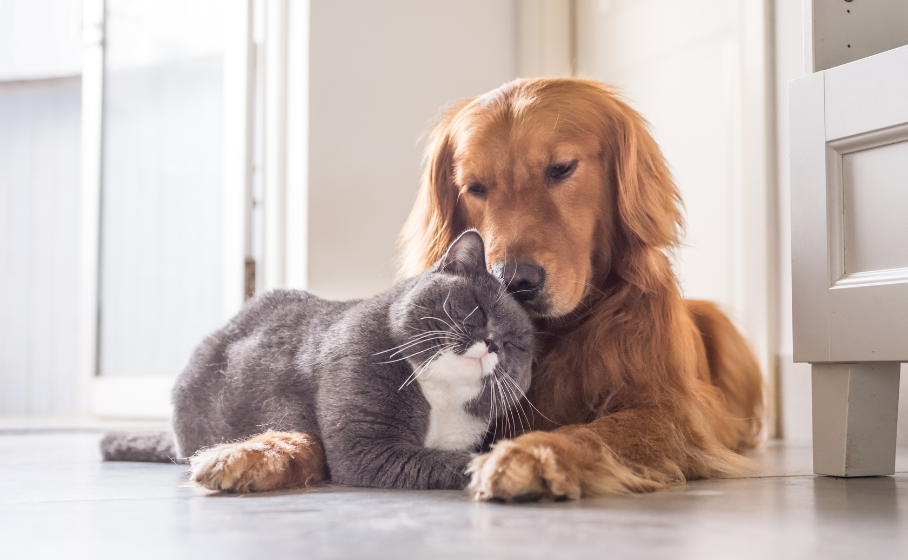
[{"x1": 189, "y1": 431, "x2": 327, "y2": 493}]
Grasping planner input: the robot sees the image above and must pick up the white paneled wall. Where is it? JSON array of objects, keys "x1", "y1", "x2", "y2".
[
  {"x1": 0, "y1": 78, "x2": 81, "y2": 415},
  {"x1": 0, "y1": 0, "x2": 82, "y2": 81}
]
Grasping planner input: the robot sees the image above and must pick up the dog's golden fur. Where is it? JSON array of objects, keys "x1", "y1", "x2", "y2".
[
  {"x1": 401, "y1": 78, "x2": 764, "y2": 500},
  {"x1": 190, "y1": 431, "x2": 327, "y2": 493}
]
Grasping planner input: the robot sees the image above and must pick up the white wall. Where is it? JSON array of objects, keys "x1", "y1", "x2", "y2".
[
  {"x1": 306, "y1": 0, "x2": 517, "y2": 300},
  {"x1": 773, "y1": 0, "x2": 810, "y2": 443},
  {"x1": 575, "y1": 0, "x2": 773, "y2": 381}
]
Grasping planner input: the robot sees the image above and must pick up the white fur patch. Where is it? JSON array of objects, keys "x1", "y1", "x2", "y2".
[{"x1": 417, "y1": 342, "x2": 495, "y2": 451}]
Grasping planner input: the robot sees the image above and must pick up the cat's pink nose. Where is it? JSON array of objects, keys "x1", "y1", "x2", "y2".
[{"x1": 465, "y1": 342, "x2": 489, "y2": 359}]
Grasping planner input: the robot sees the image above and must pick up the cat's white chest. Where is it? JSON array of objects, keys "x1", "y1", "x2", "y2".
[{"x1": 416, "y1": 343, "x2": 497, "y2": 451}]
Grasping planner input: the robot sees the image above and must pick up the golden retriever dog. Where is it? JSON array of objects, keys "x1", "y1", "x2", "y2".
[{"x1": 400, "y1": 78, "x2": 764, "y2": 501}]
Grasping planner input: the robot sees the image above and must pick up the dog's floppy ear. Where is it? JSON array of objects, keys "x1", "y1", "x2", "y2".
[
  {"x1": 439, "y1": 230, "x2": 486, "y2": 276},
  {"x1": 608, "y1": 96, "x2": 684, "y2": 250},
  {"x1": 398, "y1": 99, "x2": 473, "y2": 278}
]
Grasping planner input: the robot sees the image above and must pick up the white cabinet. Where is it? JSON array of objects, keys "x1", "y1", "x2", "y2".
[{"x1": 791, "y1": 42, "x2": 908, "y2": 476}]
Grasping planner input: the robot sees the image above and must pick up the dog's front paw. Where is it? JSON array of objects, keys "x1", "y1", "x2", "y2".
[
  {"x1": 190, "y1": 431, "x2": 326, "y2": 493},
  {"x1": 467, "y1": 434, "x2": 582, "y2": 502}
]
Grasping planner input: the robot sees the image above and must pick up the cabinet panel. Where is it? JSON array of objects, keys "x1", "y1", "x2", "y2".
[
  {"x1": 790, "y1": 72, "x2": 829, "y2": 363},
  {"x1": 843, "y1": 140, "x2": 908, "y2": 274},
  {"x1": 791, "y1": 45, "x2": 908, "y2": 363},
  {"x1": 824, "y1": 45, "x2": 908, "y2": 141}
]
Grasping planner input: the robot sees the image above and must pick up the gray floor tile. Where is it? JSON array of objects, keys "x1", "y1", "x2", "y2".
[{"x1": 1, "y1": 432, "x2": 906, "y2": 559}]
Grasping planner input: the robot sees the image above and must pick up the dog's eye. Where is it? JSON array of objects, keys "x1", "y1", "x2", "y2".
[
  {"x1": 547, "y1": 160, "x2": 578, "y2": 183},
  {"x1": 466, "y1": 183, "x2": 487, "y2": 198}
]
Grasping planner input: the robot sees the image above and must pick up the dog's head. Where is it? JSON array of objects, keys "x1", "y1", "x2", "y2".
[{"x1": 401, "y1": 78, "x2": 683, "y2": 318}]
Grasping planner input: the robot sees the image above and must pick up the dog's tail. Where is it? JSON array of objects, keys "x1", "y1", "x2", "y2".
[{"x1": 100, "y1": 432, "x2": 183, "y2": 464}]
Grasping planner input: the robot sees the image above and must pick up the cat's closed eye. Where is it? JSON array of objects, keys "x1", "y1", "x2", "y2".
[{"x1": 504, "y1": 341, "x2": 527, "y2": 353}]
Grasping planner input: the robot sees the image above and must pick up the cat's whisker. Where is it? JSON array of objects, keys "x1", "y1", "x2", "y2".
[
  {"x1": 498, "y1": 368, "x2": 561, "y2": 427},
  {"x1": 461, "y1": 306, "x2": 479, "y2": 331},
  {"x1": 421, "y1": 343, "x2": 458, "y2": 381},
  {"x1": 505, "y1": 381, "x2": 519, "y2": 440},
  {"x1": 504, "y1": 379, "x2": 523, "y2": 439},
  {"x1": 442, "y1": 289, "x2": 467, "y2": 335},
  {"x1": 491, "y1": 376, "x2": 502, "y2": 437},
  {"x1": 409, "y1": 343, "x2": 456, "y2": 386},
  {"x1": 495, "y1": 378, "x2": 514, "y2": 439},
  {"x1": 496, "y1": 370, "x2": 523, "y2": 430},
  {"x1": 398, "y1": 346, "x2": 444, "y2": 391},
  {"x1": 388, "y1": 342, "x2": 447, "y2": 358},
  {"x1": 375, "y1": 330, "x2": 454, "y2": 355},
  {"x1": 495, "y1": 259, "x2": 518, "y2": 303},
  {"x1": 494, "y1": 248, "x2": 511, "y2": 302},
  {"x1": 497, "y1": 369, "x2": 532, "y2": 435},
  {"x1": 399, "y1": 342, "x2": 458, "y2": 390},
  {"x1": 495, "y1": 378, "x2": 510, "y2": 439},
  {"x1": 374, "y1": 334, "x2": 448, "y2": 357},
  {"x1": 420, "y1": 315, "x2": 461, "y2": 334},
  {"x1": 384, "y1": 336, "x2": 451, "y2": 359},
  {"x1": 483, "y1": 376, "x2": 495, "y2": 435},
  {"x1": 485, "y1": 371, "x2": 500, "y2": 436},
  {"x1": 376, "y1": 343, "x2": 448, "y2": 365},
  {"x1": 406, "y1": 324, "x2": 442, "y2": 333}
]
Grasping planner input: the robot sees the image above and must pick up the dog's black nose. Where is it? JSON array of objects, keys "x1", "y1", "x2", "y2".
[{"x1": 499, "y1": 263, "x2": 546, "y2": 302}]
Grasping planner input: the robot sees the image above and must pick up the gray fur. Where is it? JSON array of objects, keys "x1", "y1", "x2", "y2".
[
  {"x1": 101, "y1": 432, "x2": 178, "y2": 463},
  {"x1": 168, "y1": 231, "x2": 534, "y2": 490}
]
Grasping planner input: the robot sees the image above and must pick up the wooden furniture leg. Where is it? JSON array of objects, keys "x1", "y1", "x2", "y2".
[{"x1": 812, "y1": 362, "x2": 901, "y2": 477}]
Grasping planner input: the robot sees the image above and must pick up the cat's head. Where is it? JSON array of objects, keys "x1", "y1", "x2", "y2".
[{"x1": 388, "y1": 230, "x2": 534, "y2": 424}]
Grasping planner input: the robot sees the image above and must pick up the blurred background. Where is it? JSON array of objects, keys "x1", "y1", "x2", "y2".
[{"x1": 1, "y1": 0, "x2": 905, "y2": 441}]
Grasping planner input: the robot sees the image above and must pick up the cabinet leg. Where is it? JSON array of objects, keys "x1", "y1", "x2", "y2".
[{"x1": 812, "y1": 362, "x2": 901, "y2": 477}]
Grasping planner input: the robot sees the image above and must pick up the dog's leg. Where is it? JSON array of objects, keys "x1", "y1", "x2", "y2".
[
  {"x1": 190, "y1": 431, "x2": 327, "y2": 493},
  {"x1": 468, "y1": 407, "x2": 755, "y2": 502}
]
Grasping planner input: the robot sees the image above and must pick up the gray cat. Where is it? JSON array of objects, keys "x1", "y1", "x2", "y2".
[{"x1": 103, "y1": 230, "x2": 534, "y2": 491}]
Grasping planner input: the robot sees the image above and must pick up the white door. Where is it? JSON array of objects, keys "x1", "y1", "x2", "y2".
[
  {"x1": 80, "y1": 0, "x2": 253, "y2": 418},
  {"x1": 791, "y1": 6, "x2": 908, "y2": 476}
]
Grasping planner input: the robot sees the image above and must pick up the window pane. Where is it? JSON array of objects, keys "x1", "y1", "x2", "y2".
[{"x1": 100, "y1": 0, "x2": 226, "y2": 377}]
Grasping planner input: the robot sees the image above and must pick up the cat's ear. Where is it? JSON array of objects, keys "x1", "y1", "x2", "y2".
[{"x1": 440, "y1": 230, "x2": 487, "y2": 276}]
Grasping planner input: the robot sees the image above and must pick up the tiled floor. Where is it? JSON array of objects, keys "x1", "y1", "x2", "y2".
[{"x1": 1, "y1": 430, "x2": 907, "y2": 560}]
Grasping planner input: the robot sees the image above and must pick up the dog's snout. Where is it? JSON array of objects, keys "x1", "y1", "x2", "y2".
[{"x1": 498, "y1": 263, "x2": 546, "y2": 302}]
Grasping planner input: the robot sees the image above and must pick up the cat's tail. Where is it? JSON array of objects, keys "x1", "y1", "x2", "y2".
[{"x1": 100, "y1": 432, "x2": 185, "y2": 464}]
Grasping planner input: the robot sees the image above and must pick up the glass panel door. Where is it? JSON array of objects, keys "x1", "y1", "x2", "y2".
[{"x1": 99, "y1": 0, "x2": 228, "y2": 377}]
